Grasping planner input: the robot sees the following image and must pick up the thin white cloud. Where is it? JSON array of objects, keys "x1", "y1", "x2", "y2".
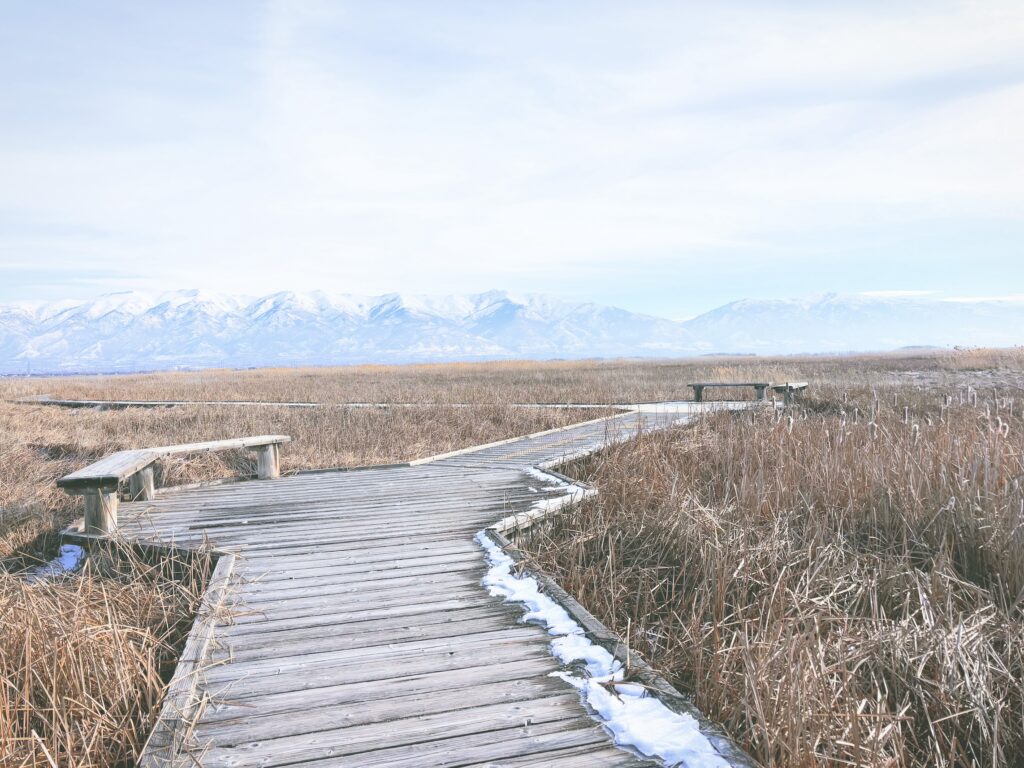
[{"x1": 0, "y1": 1, "x2": 1022, "y2": 309}]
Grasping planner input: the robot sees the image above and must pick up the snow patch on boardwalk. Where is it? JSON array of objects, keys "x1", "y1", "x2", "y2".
[{"x1": 476, "y1": 532, "x2": 729, "y2": 768}]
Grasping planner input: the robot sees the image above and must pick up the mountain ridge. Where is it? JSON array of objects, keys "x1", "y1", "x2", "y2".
[{"x1": 1, "y1": 290, "x2": 1021, "y2": 374}]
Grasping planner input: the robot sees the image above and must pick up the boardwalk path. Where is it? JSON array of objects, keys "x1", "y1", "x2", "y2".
[{"x1": 117, "y1": 407, "x2": 716, "y2": 767}]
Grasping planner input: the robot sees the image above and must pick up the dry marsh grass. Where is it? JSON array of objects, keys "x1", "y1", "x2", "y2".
[
  {"x1": 1, "y1": 543, "x2": 213, "y2": 768},
  {"x1": 524, "y1": 377, "x2": 1024, "y2": 767},
  {"x1": 4, "y1": 347, "x2": 1022, "y2": 405},
  {"x1": 2, "y1": 350, "x2": 1023, "y2": 767}
]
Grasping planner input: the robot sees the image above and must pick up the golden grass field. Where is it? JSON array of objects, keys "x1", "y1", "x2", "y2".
[{"x1": 1, "y1": 348, "x2": 1023, "y2": 766}]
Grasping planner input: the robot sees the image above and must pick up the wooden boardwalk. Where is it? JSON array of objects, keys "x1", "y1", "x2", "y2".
[{"x1": 111, "y1": 409, "x2": 715, "y2": 767}]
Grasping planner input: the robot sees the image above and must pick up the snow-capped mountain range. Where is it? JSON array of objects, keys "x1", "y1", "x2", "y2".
[{"x1": 1, "y1": 289, "x2": 1021, "y2": 374}]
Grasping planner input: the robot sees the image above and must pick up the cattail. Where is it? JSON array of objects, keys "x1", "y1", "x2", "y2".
[
  {"x1": 787, "y1": 415, "x2": 794, "y2": 434},
  {"x1": 869, "y1": 421, "x2": 878, "y2": 440},
  {"x1": 903, "y1": 406, "x2": 909, "y2": 424},
  {"x1": 911, "y1": 423, "x2": 919, "y2": 447}
]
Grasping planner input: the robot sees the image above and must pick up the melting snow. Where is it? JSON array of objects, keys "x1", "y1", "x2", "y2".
[
  {"x1": 523, "y1": 466, "x2": 566, "y2": 486},
  {"x1": 27, "y1": 544, "x2": 85, "y2": 583},
  {"x1": 476, "y1": 531, "x2": 729, "y2": 767}
]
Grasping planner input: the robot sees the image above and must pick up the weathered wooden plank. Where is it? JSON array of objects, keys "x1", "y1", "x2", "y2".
[
  {"x1": 228, "y1": 555, "x2": 483, "y2": 588},
  {"x1": 463, "y1": 744, "x2": 660, "y2": 767},
  {"x1": 195, "y1": 678, "x2": 570, "y2": 746},
  {"x1": 269, "y1": 720, "x2": 616, "y2": 768},
  {"x1": 224, "y1": 584, "x2": 489, "y2": 626},
  {"x1": 116, "y1": 487, "x2": 552, "y2": 525},
  {"x1": 230, "y1": 570, "x2": 481, "y2": 605},
  {"x1": 202, "y1": 635, "x2": 555, "y2": 701},
  {"x1": 57, "y1": 435, "x2": 290, "y2": 491},
  {"x1": 198, "y1": 657, "x2": 557, "y2": 726},
  {"x1": 203, "y1": 627, "x2": 545, "y2": 684},
  {"x1": 157, "y1": 434, "x2": 292, "y2": 455},
  {"x1": 217, "y1": 595, "x2": 498, "y2": 638},
  {"x1": 58, "y1": 450, "x2": 154, "y2": 492},
  {"x1": 211, "y1": 611, "x2": 520, "y2": 663},
  {"x1": 191, "y1": 695, "x2": 585, "y2": 767},
  {"x1": 233, "y1": 547, "x2": 481, "y2": 578}
]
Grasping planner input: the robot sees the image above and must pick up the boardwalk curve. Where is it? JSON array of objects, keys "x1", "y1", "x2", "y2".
[{"x1": 70, "y1": 405, "x2": 745, "y2": 767}]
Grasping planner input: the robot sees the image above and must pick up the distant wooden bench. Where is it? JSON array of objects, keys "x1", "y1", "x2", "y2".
[
  {"x1": 771, "y1": 381, "x2": 808, "y2": 405},
  {"x1": 689, "y1": 382, "x2": 772, "y2": 402},
  {"x1": 57, "y1": 435, "x2": 291, "y2": 535},
  {"x1": 689, "y1": 381, "x2": 808, "y2": 404}
]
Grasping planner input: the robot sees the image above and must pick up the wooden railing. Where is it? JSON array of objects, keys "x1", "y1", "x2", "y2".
[{"x1": 57, "y1": 435, "x2": 291, "y2": 535}]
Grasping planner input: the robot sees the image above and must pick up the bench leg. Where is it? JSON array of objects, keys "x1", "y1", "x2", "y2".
[
  {"x1": 84, "y1": 490, "x2": 119, "y2": 535},
  {"x1": 128, "y1": 466, "x2": 156, "y2": 501},
  {"x1": 256, "y1": 444, "x2": 280, "y2": 480},
  {"x1": 754, "y1": 385, "x2": 767, "y2": 401},
  {"x1": 693, "y1": 386, "x2": 704, "y2": 403}
]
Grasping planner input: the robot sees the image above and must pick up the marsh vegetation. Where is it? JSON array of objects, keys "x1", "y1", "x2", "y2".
[
  {"x1": 1, "y1": 348, "x2": 1021, "y2": 766},
  {"x1": 525, "y1": 366, "x2": 1024, "y2": 767}
]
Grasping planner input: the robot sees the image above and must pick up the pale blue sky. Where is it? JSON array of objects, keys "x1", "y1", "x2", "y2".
[{"x1": 1, "y1": 1, "x2": 1022, "y2": 318}]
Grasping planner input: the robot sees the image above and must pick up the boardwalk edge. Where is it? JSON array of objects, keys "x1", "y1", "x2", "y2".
[{"x1": 485, "y1": 468, "x2": 759, "y2": 768}]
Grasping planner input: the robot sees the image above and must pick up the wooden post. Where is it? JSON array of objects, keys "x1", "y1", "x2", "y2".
[
  {"x1": 256, "y1": 444, "x2": 280, "y2": 480},
  {"x1": 84, "y1": 490, "x2": 118, "y2": 535},
  {"x1": 783, "y1": 387, "x2": 793, "y2": 406},
  {"x1": 754, "y1": 385, "x2": 767, "y2": 401},
  {"x1": 693, "y1": 385, "x2": 704, "y2": 403},
  {"x1": 128, "y1": 466, "x2": 156, "y2": 501}
]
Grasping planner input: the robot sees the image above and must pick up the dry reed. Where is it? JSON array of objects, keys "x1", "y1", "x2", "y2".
[
  {"x1": 0, "y1": 542, "x2": 213, "y2": 767},
  {"x1": 525, "y1": 378, "x2": 1024, "y2": 767}
]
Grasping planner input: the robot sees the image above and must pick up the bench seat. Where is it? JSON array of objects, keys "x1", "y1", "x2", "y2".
[{"x1": 57, "y1": 435, "x2": 291, "y2": 534}]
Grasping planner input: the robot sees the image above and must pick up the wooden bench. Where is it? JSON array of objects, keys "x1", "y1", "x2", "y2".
[
  {"x1": 57, "y1": 435, "x2": 291, "y2": 535},
  {"x1": 771, "y1": 381, "x2": 808, "y2": 405},
  {"x1": 689, "y1": 382, "x2": 772, "y2": 402},
  {"x1": 689, "y1": 381, "x2": 809, "y2": 404}
]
